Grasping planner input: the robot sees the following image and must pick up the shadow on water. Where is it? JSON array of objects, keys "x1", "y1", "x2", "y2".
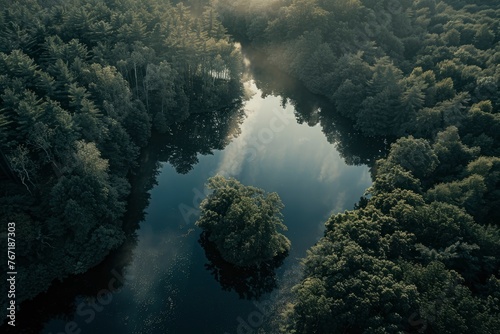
[
  {"x1": 2, "y1": 44, "x2": 385, "y2": 334},
  {"x1": 153, "y1": 104, "x2": 246, "y2": 175},
  {"x1": 198, "y1": 231, "x2": 287, "y2": 301},
  {"x1": 0, "y1": 95, "x2": 247, "y2": 334},
  {"x1": 241, "y1": 45, "x2": 389, "y2": 167}
]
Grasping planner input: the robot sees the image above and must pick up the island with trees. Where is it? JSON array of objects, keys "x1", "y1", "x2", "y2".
[
  {"x1": 0, "y1": 0, "x2": 245, "y2": 307},
  {"x1": 1, "y1": 0, "x2": 500, "y2": 333},
  {"x1": 213, "y1": 0, "x2": 500, "y2": 332},
  {"x1": 196, "y1": 175, "x2": 290, "y2": 267}
]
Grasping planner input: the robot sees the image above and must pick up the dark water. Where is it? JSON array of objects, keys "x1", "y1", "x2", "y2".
[{"x1": 6, "y1": 51, "x2": 377, "y2": 334}]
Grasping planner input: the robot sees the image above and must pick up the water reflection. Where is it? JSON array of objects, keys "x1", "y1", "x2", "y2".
[
  {"x1": 198, "y1": 232, "x2": 287, "y2": 301},
  {"x1": 2, "y1": 44, "x2": 383, "y2": 334},
  {"x1": 242, "y1": 46, "x2": 389, "y2": 166},
  {"x1": 1, "y1": 79, "x2": 247, "y2": 334},
  {"x1": 155, "y1": 105, "x2": 246, "y2": 174},
  {"x1": 2, "y1": 238, "x2": 135, "y2": 334}
]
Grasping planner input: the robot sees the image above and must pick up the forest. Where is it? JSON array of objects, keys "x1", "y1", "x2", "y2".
[
  {"x1": 1, "y1": 0, "x2": 500, "y2": 333},
  {"x1": 0, "y1": 0, "x2": 244, "y2": 307},
  {"x1": 213, "y1": 0, "x2": 500, "y2": 332}
]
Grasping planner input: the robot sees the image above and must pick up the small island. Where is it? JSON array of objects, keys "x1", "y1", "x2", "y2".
[{"x1": 195, "y1": 175, "x2": 291, "y2": 267}]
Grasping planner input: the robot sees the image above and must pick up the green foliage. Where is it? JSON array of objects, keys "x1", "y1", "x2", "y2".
[
  {"x1": 222, "y1": 2, "x2": 500, "y2": 331},
  {"x1": 289, "y1": 240, "x2": 418, "y2": 334},
  {"x1": 426, "y1": 175, "x2": 487, "y2": 219},
  {"x1": 282, "y1": 188, "x2": 500, "y2": 332},
  {"x1": 432, "y1": 126, "x2": 480, "y2": 180},
  {"x1": 403, "y1": 261, "x2": 500, "y2": 334},
  {"x1": 196, "y1": 175, "x2": 290, "y2": 267},
  {"x1": 386, "y1": 136, "x2": 439, "y2": 180},
  {"x1": 283, "y1": 203, "x2": 421, "y2": 333},
  {"x1": 0, "y1": 0, "x2": 245, "y2": 306},
  {"x1": 2, "y1": 0, "x2": 500, "y2": 331},
  {"x1": 371, "y1": 164, "x2": 423, "y2": 195}
]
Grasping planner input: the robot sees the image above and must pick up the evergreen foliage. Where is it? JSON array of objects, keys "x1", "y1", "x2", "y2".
[
  {"x1": 0, "y1": 0, "x2": 244, "y2": 305},
  {"x1": 214, "y1": 0, "x2": 500, "y2": 332},
  {"x1": 196, "y1": 175, "x2": 290, "y2": 267}
]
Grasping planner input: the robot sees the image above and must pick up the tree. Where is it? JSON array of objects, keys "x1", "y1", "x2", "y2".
[
  {"x1": 49, "y1": 140, "x2": 125, "y2": 239},
  {"x1": 196, "y1": 175, "x2": 291, "y2": 267},
  {"x1": 7, "y1": 144, "x2": 37, "y2": 194},
  {"x1": 285, "y1": 231, "x2": 418, "y2": 333},
  {"x1": 332, "y1": 79, "x2": 365, "y2": 120},
  {"x1": 355, "y1": 57, "x2": 406, "y2": 136},
  {"x1": 371, "y1": 164, "x2": 423, "y2": 196},
  {"x1": 426, "y1": 175, "x2": 487, "y2": 219},
  {"x1": 385, "y1": 136, "x2": 439, "y2": 180},
  {"x1": 443, "y1": 28, "x2": 461, "y2": 46},
  {"x1": 403, "y1": 261, "x2": 500, "y2": 334},
  {"x1": 295, "y1": 260, "x2": 416, "y2": 333},
  {"x1": 432, "y1": 126, "x2": 480, "y2": 181},
  {"x1": 474, "y1": 24, "x2": 495, "y2": 50}
]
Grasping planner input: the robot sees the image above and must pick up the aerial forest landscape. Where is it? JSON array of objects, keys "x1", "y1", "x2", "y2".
[{"x1": 0, "y1": 0, "x2": 499, "y2": 333}]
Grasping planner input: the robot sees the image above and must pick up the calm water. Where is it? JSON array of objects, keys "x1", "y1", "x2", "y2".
[{"x1": 8, "y1": 56, "x2": 373, "y2": 334}]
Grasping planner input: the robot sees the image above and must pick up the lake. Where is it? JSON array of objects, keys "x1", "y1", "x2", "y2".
[{"x1": 8, "y1": 50, "x2": 373, "y2": 334}]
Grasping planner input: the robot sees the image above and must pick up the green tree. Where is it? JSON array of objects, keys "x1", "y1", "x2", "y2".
[
  {"x1": 474, "y1": 24, "x2": 495, "y2": 50},
  {"x1": 355, "y1": 58, "x2": 406, "y2": 136},
  {"x1": 403, "y1": 261, "x2": 500, "y2": 333},
  {"x1": 432, "y1": 126, "x2": 480, "y2": 181},
  {"x1": 426, "y1": 175, "x2": 487, "y2": 218},
  {"x1": 7, "y1": 145, "x2": 37, "y2": 194},
  {"x1": 285, "y1": 226, "x2": 418, "y2": 333},
  {"x1": 385, "y1": 136, "x2": 439, "y2": 180},
  {"x1": 196, "y1": 175, "x2": 290, "y2": 267}
]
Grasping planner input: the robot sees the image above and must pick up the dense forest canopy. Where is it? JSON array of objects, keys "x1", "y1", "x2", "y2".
[
  {"x1": 212, "y1": 0, "x2": 500, "y2": 332},
  {"x1": 1, "y1": 0, "x2": 500, "y2": 333},
  {"x1": 0, "y1": 0, "x2": 245, "y2": 306}
]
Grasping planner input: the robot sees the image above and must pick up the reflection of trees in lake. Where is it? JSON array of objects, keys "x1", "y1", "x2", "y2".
[
  {"x1": 243, "y1": 46, "x2": 388, "y2": 166},
  {"x1": 318, "y1": 107, "x2": 389, "y2": 166},
  {"x1": 1, "y1": 156, "x2": 153, "y2": 332},
  {"x1": 1, "y1": 89, "x2": 247, "y2": 333},
  {"x1": 199, "y1": 231, "x2": 287, "y2": 300},
  {"x1": 2, "y1": 235, "x2": 135, "y2": 334},
  {"x1": 155, "y1": 102, "x2": 246, "y2": 174}
]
